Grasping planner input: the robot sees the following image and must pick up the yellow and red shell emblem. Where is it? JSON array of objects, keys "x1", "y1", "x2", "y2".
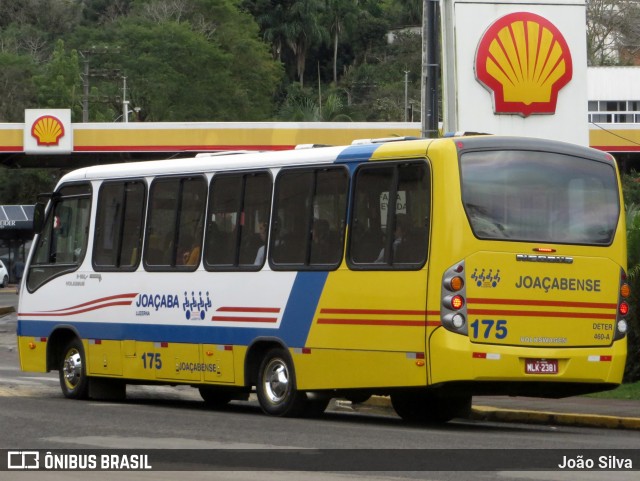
[
  {"x1": 31, "y1": 115, "x2": 65, "y2": 146},
  {"x1": 475, "y1": 12, "x2": 573, "y2": 117}
]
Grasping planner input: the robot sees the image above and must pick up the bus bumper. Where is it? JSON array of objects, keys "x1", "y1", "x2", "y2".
[{"x1": 428, "y1": 328, "x2": 626, "y2": 392}]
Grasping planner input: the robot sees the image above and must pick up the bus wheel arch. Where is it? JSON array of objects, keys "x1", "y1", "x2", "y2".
[
  {"x1": 244, "y1": 338, "x2": 288, "y2": 387},
  {"x1": 46, "y1": 327, "x2": 81, "y2": 372}
]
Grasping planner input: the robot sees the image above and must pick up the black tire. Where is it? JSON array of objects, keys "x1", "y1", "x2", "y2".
[
  {"x1": 391, "y1": 390, "x2": 471, "y2": 424},
  {"x1": 199, "y1": 387, "x2": 233, "y2": 409},
  {"x1": 59, "y1": 338, "x2": 89, "y2": 399},
  {"x1": 304, "y1": 393, "x2": 330, "y2": 418},
  {"x1": 1, "y1": 275, "x2": 7, "y2": 288},
  {"x1": 344, "y1": 392, "x2": 372, "y2": 404},
  {"x1": 256, "y1": 348, "x2": 306, "y2": 417}
]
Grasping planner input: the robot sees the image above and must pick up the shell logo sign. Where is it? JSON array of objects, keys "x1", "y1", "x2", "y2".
[
  {"x1": 31, "y1": 115, "x2": 65, "y2": 146},
  {"x1": 474, "y1": 12, "x2": 573, "y2": 117}
]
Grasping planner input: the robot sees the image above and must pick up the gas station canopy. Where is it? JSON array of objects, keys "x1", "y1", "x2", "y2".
[{"x1": 0, "y1": 205, "x2": 34, "y2": 240}]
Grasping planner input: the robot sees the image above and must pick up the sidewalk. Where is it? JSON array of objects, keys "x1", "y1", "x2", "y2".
[
  {"x1": 3, "y1": 300, "x2": 638, "y2": 430},
  {"x1": 357, "y1": 394, "x2": 640, "y2": 430}
]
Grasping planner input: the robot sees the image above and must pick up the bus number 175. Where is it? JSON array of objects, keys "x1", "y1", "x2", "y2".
[
  {"x1": 470, "y1": 319, "x2": 508, "y2": 340},
  {"x1": 141, "y1": 352, "x2": 162, "y2": 369}
]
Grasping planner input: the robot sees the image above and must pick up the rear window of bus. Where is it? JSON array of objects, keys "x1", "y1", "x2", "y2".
[{"x1": 460, "y1": 150, "x2": 619, "y2": 245}]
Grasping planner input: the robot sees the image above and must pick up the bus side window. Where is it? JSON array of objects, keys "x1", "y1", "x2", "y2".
[
  {"x1": 204, "y1": 171, "x2": 272, "y2": 271},
  {"x1": 270, "y1": 167, "x2": 348, "y2": 270},
  {"x1": 27, "y1": 183, "x2": 92, "y2": 292},
  {"x1": 93, "y1": 180, "x2": 146, "y2": 271},
  {"x1": 348, "y1": 161, "x2": 430, "y2": 269},
  {"x1": 144, "y1": 176, "x2": 206, "y2": 271}
]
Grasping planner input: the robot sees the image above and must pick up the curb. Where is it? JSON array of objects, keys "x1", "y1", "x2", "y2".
[
  {"x1": 0, "y1": 306, "x2": 15, "y2": 316},
  {"x1": 469, "y1": 405, "x2": 640, "y2": 430},
  {"x1": 357, "y1": 396, "x2": 640, "y2": 430}
]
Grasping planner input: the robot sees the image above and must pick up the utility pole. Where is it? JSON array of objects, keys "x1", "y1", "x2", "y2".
[
  {"x1": 79, "y1": 46, "x2": 121, "y2": 123},
  {"x1": 122, "y1": 76, "x2": 129, "y2": 123},
  {"x1": 81, "y1": 54, "x2": 89, "y2": 123},
  {"x1": 404, "y1": 70, "x2": 410, "y2": 122},
  {"x1": 422, "y1": 0, "x2": 440, "y2": 138}
]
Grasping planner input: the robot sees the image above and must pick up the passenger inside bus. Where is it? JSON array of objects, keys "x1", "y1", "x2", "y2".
[
  {"x1": 375, "y1": 214, "x2": 408, "y2": 263},
  {"x1": 253, "y1": 220, "x2": 268, "y2": 265}
]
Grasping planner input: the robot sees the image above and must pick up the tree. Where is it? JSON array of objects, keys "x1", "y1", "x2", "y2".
[
  {"x1": 624, "y1": 200, "x2": 640, "y2": 382},
  {"x1": 284, "y1": 0, "x2": 327, "y2": 87},
  {"x1": 33, "y1": 40, "x2": 82, "y2": 120},
  {"x1": 0, "y1": 53, "x2": 37, "y2": 122},
  {"x1": 586, "y1": 0, "x2": 640, "y2": 65},
  {"x1": 276, "y1": 84, "x2": 352, "y2": 121},
  {"x1": 67, "y1": 0, "x2": 282, "y2": 121},
  {"x1": 246, "y1": 0, "x2": 327, "y2": 87},
  {"x1": 325, "y1": 0, "x2": 359, "y2": 84},
  {"x1": 0, "y1": 168, "x2": 59, "y2": 205}
]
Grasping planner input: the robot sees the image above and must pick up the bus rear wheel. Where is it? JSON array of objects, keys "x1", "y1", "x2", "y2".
[
  {"x1": 59, "y1": 338, "x2": 89, "y2": 400},
  {"x1": 391, "y1": 391, "x2": 471, "y2": 424},
  {"x1": 256, "y1": 348, "x2": 306, "y2": 417}
]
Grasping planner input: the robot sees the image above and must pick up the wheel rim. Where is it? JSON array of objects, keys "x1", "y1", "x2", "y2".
[
  {"x1": 263, "y1": 357, "x2": 290, "y2": 405},
  {"x1": 62, "y1": 348, "x2": 83, "y2": 390}
]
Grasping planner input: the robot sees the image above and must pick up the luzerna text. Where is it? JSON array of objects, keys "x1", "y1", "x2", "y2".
[{"x1": 515, "y1": 276, "x2": 601, "y2": 293}]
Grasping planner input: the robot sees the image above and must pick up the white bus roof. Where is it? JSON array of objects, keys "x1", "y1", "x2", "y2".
[{"x1": 60, "y1": 144, "x2": 354, "y2": 184}]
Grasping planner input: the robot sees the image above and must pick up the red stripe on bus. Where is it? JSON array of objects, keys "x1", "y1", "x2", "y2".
[
  {"x1": 216, "y1": 307, "x2": 281, "y2": 313},
  {"x1": 211, "y1": 316, "x2": 278, "y2": 323},
  {"x1": 467, "y1": 309, "x2": 614, "y2": 319},
  {"x1": 40, "y1": 293, "x2": 139, "y2": 313},
  {"x1": 320, "y1": 308, "x2": 428, "y2": 316},
  {"x1": 19, "y1": 301, "x2": 135, "y2": 317},
  {"x1": 467, "y1": 298, "x2": 616, "y2": 309},
  {"x1": 317, "y1": 318, "x2": 428, "y2": 326}
]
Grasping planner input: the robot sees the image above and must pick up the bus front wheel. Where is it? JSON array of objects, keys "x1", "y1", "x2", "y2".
[
  {"x1": 256, "y1": 348, "x2": 306, "y2": 417},
  {"x1": 59, "y1": 338, "x2": 89, "y2": 400},
  {"x1": 391, "y1": 391, "x2": 471, "y2": 424}
]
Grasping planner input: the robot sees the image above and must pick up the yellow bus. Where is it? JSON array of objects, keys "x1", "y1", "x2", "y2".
[{"x1": 17, "y1": 135, "x2": 629, "y2": 423}]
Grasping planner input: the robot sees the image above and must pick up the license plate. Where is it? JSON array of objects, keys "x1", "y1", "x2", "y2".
[{"x1": 525, "y1": 359, "x2": 558, "y2": 374}]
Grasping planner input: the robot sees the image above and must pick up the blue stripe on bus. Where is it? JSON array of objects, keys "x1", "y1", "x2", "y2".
[
  {"x1": 335, "y1": 143, "x2": 379, "y2": 164},
  {"x1": 279, "y1": 271, "x2": 328, "y2": 346},
  {"x1": 17, "y1": 271, "x2": 329, "y2": 348}
]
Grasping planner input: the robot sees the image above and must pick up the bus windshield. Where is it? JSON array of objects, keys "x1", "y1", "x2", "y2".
[{"x1": 460, "y1": 150, "x2": 620, "y2": 245}]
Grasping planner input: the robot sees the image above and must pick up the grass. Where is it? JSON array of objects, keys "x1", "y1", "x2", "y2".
[{"x1": 585, "y1": 381, "x2": 640, "y2": 400}]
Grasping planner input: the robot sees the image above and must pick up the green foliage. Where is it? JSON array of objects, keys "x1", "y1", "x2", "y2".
[
  {"x1": 585, "y1": 381, "x2": 640, "y2": 399},
  {"x1": 0, "y1": 0, "x2": 427, "y2": 123},
  {"x1": 276, "y1": 84, "x2": 352, "y2": 121},
  {"x1": 64, "y1": 0, "x2": 283, "y2": 121},
  {"x1": 624, "y1": 191, "x2": 640, "y2": 382},
  {"x1": 0, "y1": 53, "x2": 37, "y2": 122},
  {"x1": 33, "y1": 40, "x2": 83, "y2": 120},
  {"x1": 0, "y1": 168, "x2": 60, "y2": 205}
]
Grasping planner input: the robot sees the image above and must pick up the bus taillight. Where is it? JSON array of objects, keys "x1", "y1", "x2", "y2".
[
  {"x1": 615, "y1": 269, "x2": 630, "y2": 341},
  {"x1": 441, "y1": 261, "x2": 468, "y2": 335},
  {"x1": 445, "y1": 294, "x2": 465, "y2": 310},
  {"x1": 619, "y1": 302, "x2": 629, "y2": 316},
  {"x1": 620, "y1": 282, "x2": 630, "y2": 299}
]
